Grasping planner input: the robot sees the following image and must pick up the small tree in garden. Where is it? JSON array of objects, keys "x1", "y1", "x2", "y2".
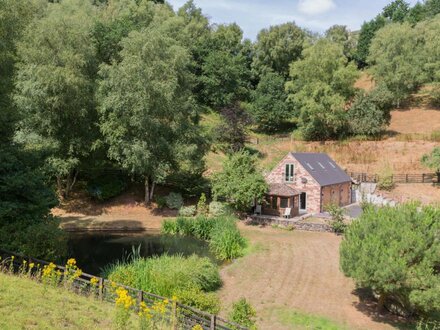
[
  {"x1": 197, "y1": 193, "x2": 208, "y2": 216},
  {"x1": 212, "y1": 150, "x2": 268, "y2": 211},
  {"x1": 325, "y1": 203, "x2": 347, "y2": 234},
  {"x1": 340, "y1": 203, "x2": 440, "y2": 315},
  {"x1": 421, "y1": 147, "x2": 440, "y2": 183}
]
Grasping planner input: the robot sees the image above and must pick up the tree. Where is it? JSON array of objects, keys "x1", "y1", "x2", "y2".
[
  {"x1": 98, "y1": 25, "x2": 203, "y2": 204},
  {"x1": 198, "y1": 24, "x2": 251, "y2": 109},
  {"x1": 348, "y1": 86, "x2": 393, "y2": 137},
  {"x1": 0, "y1": 0, "x2": 46, "y2": 142},
  {"x1": 383, "y1": 0, "x2": 410, "y2": 23},
  {"x1": 368, "y1": 22, "x2": 425, "y2": 107},
  {"x1": 325, "y1": 25, "x2": 357, "y2": 61},
  {"x1": 355, "y1": 15, "x2": 386, "y2": 67},
  {"x1": 340, "y1": 204, "x2": 440, "y2": 314},
  {"x1": 248, "y1": 72, "x2": 290, "y2": 132},
  {"x1": 212, "y1": 150, "x2": 268, "y2": 211},
  {"x1": 214, "y1": 103, "x2": 252, "y2": 153},
  {"x1": 252, "y1": 22, "x2": 306, "y2": 78},
  {"x1": 286, "y1": 39, "x2": 359, "y2": 140},
  {"x1": 14, "y1": 0, "x2": 99, "y2": 198}
]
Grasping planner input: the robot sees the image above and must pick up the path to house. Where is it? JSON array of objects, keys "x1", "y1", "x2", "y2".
[{"x1": 219, "y1": 223, "x2": 403, "y2": 330}]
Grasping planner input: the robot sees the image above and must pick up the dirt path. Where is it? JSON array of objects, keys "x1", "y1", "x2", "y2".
[{"x1": 219, "y1": 224, "x2": 401, "y2": 330}]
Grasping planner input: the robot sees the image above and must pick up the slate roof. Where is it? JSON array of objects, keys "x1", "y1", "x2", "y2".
[
  {"x1": 291, "y1": 152, "x2": 351, "y2": 187},
  {"x1": 268, "y1": 183, "x2": 301, "y2": 197}
]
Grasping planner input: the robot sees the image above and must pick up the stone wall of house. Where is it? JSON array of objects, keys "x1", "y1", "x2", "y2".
[{"x1": 266, "y1": 153, "x2": 322, "y2": 214}]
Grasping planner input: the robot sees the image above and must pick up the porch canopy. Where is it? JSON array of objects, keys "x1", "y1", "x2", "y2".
[{"x1": 263, "y1": 183, "x2": 301, "y2": 217}]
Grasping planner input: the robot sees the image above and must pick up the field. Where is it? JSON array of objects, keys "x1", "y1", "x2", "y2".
[
  {"x1": 219, "y1": 224, "x2": 413, "y2": 330},
  {"x1": 0, "y1": 273, "x2": 129, "y2": 329}
]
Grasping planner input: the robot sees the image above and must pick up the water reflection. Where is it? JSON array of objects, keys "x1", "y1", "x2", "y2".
[{"x1": 67, "y1": 231, "x2": 214, "y2": 275}]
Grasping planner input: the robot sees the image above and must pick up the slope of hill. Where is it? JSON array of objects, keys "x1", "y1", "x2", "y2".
[{"x1": 0, "y1": 272, "x2": 131, "y2": 329}]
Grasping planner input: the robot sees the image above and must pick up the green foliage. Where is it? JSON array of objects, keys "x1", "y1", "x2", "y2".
[
  {"x1": 209, "y1": 218, "x2": 247, "y2": 260},
  {"x1": 209, "y1": 201, "x2": 230, "y2": 217},
  {"x1": 104, "y1": 254, "x2": 221, "y2": 312},
  {"x1": 421, "y1": 147, "x2": 440, "y2": 173},
  {"x1": 87, "y1": 174, "x2": 127, "y2": 201},
  {"x1": 287, "y1": 39, "x2": 359, "y2": 140},
  {"x1": 252, "y1": 22, "x2": 306, "y2": 78},
  {"x1": 383, "y1": 0, "x2": 410, "y2": 23},
  {"x1": 97, "y1": 19, "x2": 204, "y2": 203},
  {"x1": 248, "y1": 72, "x2": 290, "y2": 132},
  {"x1": 348, "y1": 87, "x2": 393, "y2": 137},
  {"x1": 165, "y1": 192, "x2": 184, "y2": 210},
  {"x1": 197, "y1": 193, "x2": 208, "y2": 216},
  {"x1": 355, "y1": 15, "x2": 386, "y2": 67},
  {"x1": 155, "y1": 196, "x2": 167, "y2": 209},
  {"x1": 229, "y1": 298, "x2": 257, "y2": 329},
  {"x1": 14, "y1": 0, "x2": 99, "y2": 198},
  {"x1": 340, "y1": 203, "x2": 440, "y2": 315},
  {"x1": 325, "y1": 25, "x2": 357, "y2": 61},
  {"x1": 178, "y1": 205, "x2": 197, "y2": 217},
  {"x1": 325, "y1": 203, "x2": 347, "y2": 234},
  {"x1": 161, "y1": 216, "x2": 247, "y2": 260},
  {"x1": 429, "y1": 84, "x2": 440, "y2": 107},
  {"x1": 368, "y1": 22, "x2": 425, "y2": 107},
  {"x1": 377, "y1": 163, "x2": 395, "y2": 191},
  {"x1": 212, "y1": 150, "x2": 268, "y2": 211},
  {"x1": 0, "y1": 144, "x2": 66, "y2": 260}
]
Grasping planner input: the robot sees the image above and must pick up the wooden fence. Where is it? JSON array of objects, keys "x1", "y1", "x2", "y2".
[
  {"x1": 0, "y1": 249, "x2": 247, "y2": 330},
  {"x1": 348, "y1": 172, "x2": 439, "y2": 184}
]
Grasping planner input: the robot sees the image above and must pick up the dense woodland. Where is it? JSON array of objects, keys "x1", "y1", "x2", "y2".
[{"x1": 1, "y1": 0, "x2": 440, "y2": 258}]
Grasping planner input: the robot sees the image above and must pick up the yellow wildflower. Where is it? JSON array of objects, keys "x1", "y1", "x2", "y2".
[
  {"x1": 67, "y1": 258, "x2": 76, "y2": 266},
  {"x1": 90, "y1": 277, "x2": 99, "y2": 286},
  {"x1": 29, "y1": 263, "x2": 35, "y2": 269},
  {"x1": 192, "y1": 325, "x2": 203, "y2": 330}
]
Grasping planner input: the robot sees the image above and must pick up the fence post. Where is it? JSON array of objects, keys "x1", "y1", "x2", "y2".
[
  {"x1": 210, "y1": 315, "x2": 216, "y2": 329},
  {"x1": 98, "y1": 277, "x2": 104, "y2": 300}
]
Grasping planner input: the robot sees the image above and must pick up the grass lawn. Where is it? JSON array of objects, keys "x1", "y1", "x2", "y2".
[
  {"x1": 0, "y1": 272, "x2": 135, "y2": 329},
  {"x1": 272, "y1": 307, "x2": 349, "y2": 330}
]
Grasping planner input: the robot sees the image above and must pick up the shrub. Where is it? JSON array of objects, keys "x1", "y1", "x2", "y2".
[
  {"x1": 429, "y1": 84, "x2": 440, "y2": 108},
  {"x1": 340, "y1": 203, "x2": 440, "y2": 315},
  {"x1": 197, "y1": 193, "x2": 208, "y2": 216},
  {"x1": 377, "y1": 163, "x2": 395, "y2": 191},
  {"x1": 325, "y1": 203, "x2": 347, "y2": 234},
  {"x1": 209, "y1": 218, "x2": 247, "y2": 260},
  {"x1": 155, "y1": 196, "x2": 167, "y2": 209},
  {"x1": 174, "y1": 287, "x2": 221, "y2": 314},
  {"x1": 161, "y1": 219, "x2": 178, "y2": 235},
  {"x1": 229, "y1": 298, "x2": 257, "y2": 329},
  {"x1": 209, "y1": 201, "x2": 230, "y2": 217},
  {"x1": 192, "y1": 216, "x2": 217, "y2": 241},
  {"x1": 175, "y1": 217, "x2": 194, "y2": 236},
  {"x1": 165, "y1": 192, "x2": 183, "y2": 210},
  {"x1": 87, "y1": 175, "x2": 127, "y2": 201},
  {"x1": 178, "y1": 206, "x2": 196, "y2": 217},
  {"x1": 104, "y1": 255, "x2": 221, "y2": 312}
]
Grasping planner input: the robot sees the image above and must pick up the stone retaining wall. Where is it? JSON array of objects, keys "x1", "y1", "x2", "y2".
[{"x1": 247, "y1": 216, "x2": 333, "y2": 233}]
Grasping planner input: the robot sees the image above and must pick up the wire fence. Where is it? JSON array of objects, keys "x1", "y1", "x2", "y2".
[{"x1": 0, "y1": 249, "x2": 247, "y2": 330}]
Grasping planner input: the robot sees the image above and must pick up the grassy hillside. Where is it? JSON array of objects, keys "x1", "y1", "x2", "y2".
[{"x1": 0, "y1": 273, "x2": 134, "y2": 329}]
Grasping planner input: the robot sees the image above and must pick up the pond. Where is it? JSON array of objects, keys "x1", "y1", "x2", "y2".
[{"x1": 67, "y1": 231, "x2": 214, "y2": 275}]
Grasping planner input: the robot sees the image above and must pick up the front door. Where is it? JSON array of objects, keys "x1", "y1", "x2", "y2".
[{"x1": 300, "y1": 192, "x2": 307, "y2": 212}]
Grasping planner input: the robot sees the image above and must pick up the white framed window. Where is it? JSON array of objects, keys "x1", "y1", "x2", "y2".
[{"x1": 285, "y1": 163, "x2": 295, "y2": 182}]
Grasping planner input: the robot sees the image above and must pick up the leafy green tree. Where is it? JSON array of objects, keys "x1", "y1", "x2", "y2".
[
  {"x1": 0, "y1": 0, "x2": 46, "y2": 142},
  {"x1": 212, "y1": 150, "x2": 268, "y2": 211},
  {"x1": 383, "y1": 0, "x2": 410, "y2": 22},
  {"x1": 417, "y1": 16, "x2": 440, "y2": 82},
  {"x1": 14, "y1": 0, "x2": 99, "y2": 198},
  {"x1": 340, "y1": 204, "x2": 440, "y2": 314},
  {"x1": 287, "y1": 39, "x2": 359, "y2": 140},
  {"x1": 368, "y1": 22, "x2": 425, "y2": 107},
  {"x1": 325, "y1": 25, "x2": 357, "y2": 60},
  {"x1": 198, "y1": 24, "x2": 251, "y2": 109},
  {"x1": 248, "y1": 72, "x2": 290, "y2": 132},
  {"x1": 355, "y1": 15, "x2": 386, "y2": 67},
  {"x1": 214, "y1": 103, "x2": 252, "y2": 153},
  {"x1": 348, "y1": 86, "x2": 393, "y2": 137},
  {"x1": 252, "y1": 22, "x2": 306, "y2": 78},
  {"x1": 98, "y1": 25, "x2": 203, "y2": 204},
  {"x1": 406, "y1": 2, "x2": 427, "y2": 24}
]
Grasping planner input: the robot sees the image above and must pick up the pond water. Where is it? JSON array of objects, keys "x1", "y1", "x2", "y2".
[{"x1": 67, "y1": 232, "x2": 214, "y2": 275}]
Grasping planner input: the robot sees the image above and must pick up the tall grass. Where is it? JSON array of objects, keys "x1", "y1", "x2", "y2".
[
  {"x1": 161, "y1": 216, "x2": 247, "y2": 261},
  {"x1": 103, "y1": 254, "x2": 221, "y2": 313}
]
